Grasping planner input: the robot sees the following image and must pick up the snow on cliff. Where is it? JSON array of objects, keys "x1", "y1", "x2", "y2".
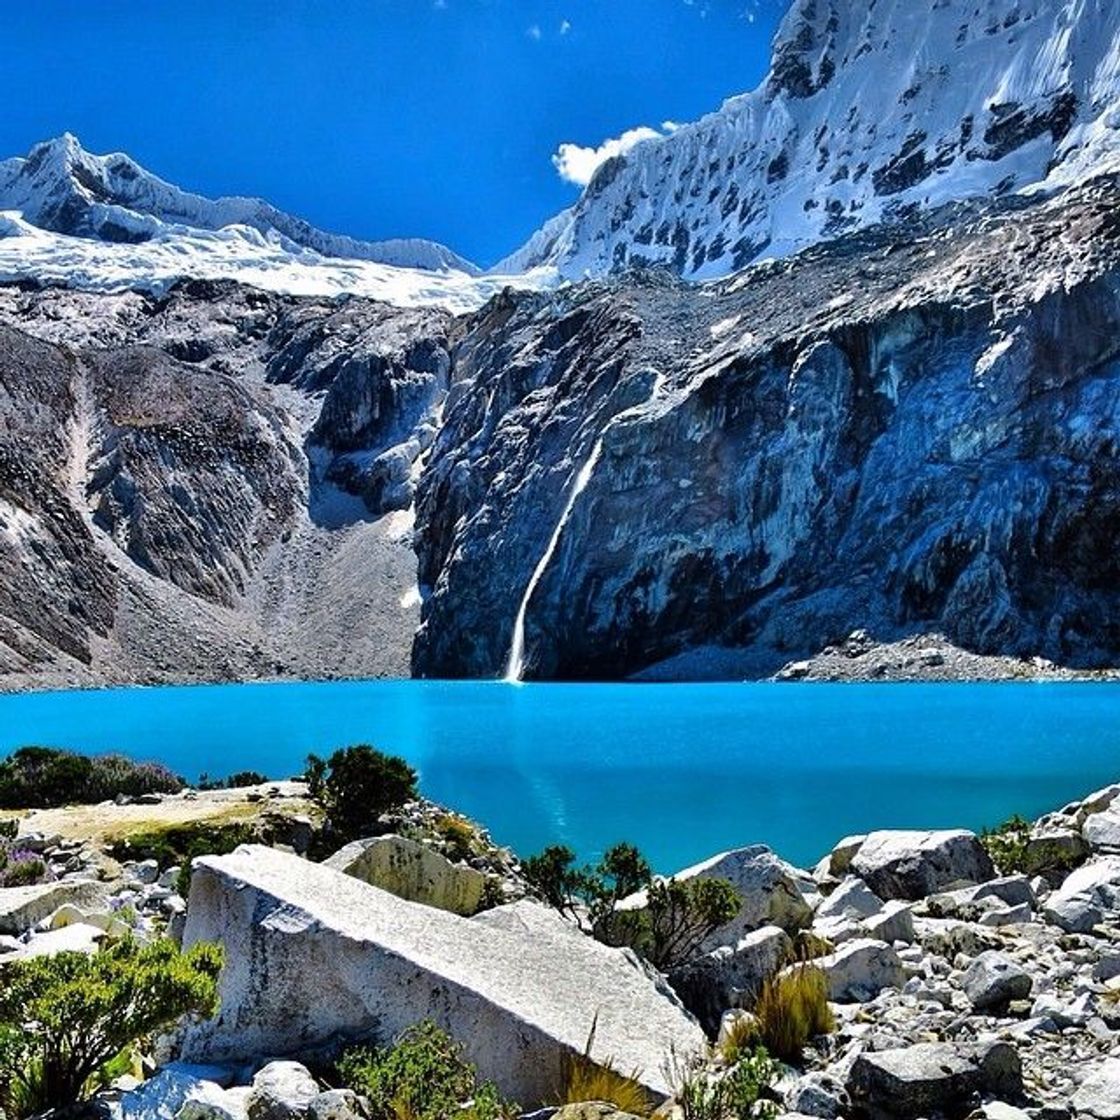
[{"x1": 501, "y1": 0, "x2": 1120, "y2": 280}]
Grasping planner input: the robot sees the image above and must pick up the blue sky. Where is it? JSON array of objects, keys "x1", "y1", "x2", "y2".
[{"x1": 2, "y1": 1, "x2": 785, "y2": 267}]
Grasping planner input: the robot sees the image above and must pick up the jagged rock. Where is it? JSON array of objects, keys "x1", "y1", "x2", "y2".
[
  {"x1": 1022, "y1": 828, "x2": 1090, "y2": 877},
  {"x1": 816, "y1": 878, "x2": 883, "y2": 921},
  {"x1": 323, "y1": 835, "x2": 488, "y2": 917},
  {"x1": 0, "y1": 879, "x2": 108, "y2": 935},
  {"x1": 851, "y1": 831, "x2": 994, "y2": 901},
  {"x1": 307, "y1": 1090, "x2": 366, "y2": 1120},
  {"x1": 246, "y1": 1063, "x2": 320, "y2": 1120},
  {"x1": 116, "y1": 1063, "x2": 239, "y2": 1120},
  {"x1": 814, "y1": 938, "x2": 905, "y2": 1003},
  {"x1": 862, "y1": 902, "x2": 915, "y2": 945},
  {"x1": 668, "y1": 925, "x2": 792, "y2": 1034},
  {"x1": 177, "y1": 1086, "x2": 251, "y2": 1120},
  {"x1": 783, "y1": 1071, "x2": 850, "y2": 1118},
  {"x1": 1074, "y1": 1058, "x2": 1120, "y2": 1119},
  {"x1": 962, "y1": 951, "x2": 1033, "y2": 1010},
  {"x1": 821, "y1": 836, "x2": 866, "y2": 880},
  {"x1": 1085, "y1": 812, "x2": 1120, "y2": 852},
  {"x1": 181, "y1": 847, "x2": 704, "y2": 1104},
  {"x1": 847, "y1": 1041, "x2": 1022, "y2": 1119},
  {"x1": 1044, "y1": 858, "x2": 1120, "y2": 932}
]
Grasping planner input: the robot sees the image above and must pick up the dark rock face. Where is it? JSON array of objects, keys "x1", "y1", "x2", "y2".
[{"x1": 413, "y1": 178, "x2": 1120, "y2": 679}]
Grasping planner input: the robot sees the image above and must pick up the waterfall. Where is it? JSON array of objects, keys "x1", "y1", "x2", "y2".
[{"x1": 504, "y1": 439, "x2": 604, "y2": 683}]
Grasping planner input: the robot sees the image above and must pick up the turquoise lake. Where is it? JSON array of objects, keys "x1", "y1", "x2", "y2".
[{"x1": 0, "y1": 680, "x2": 1115, "y2": 870}]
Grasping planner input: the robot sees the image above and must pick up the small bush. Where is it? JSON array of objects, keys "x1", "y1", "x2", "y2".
[
  {"x1": 306, "y1": 746, "x2": 418, "y2": 843},
  {"x1": 672, "y1": 1048, "x2": 778, "y2": 1120},
  {"x1": 752, "y1": 965, "x2": 834, "y2": 1062},
  {"x1": 0, "y1": 938, "x2": 222, "y2": 1118},
  {"x1": 0, "y1": 746, "x2": 182, "y2": 810},
  {"x1": 718, "y1": 1013, "x2": 760, "y2": 1066},
  {"x1": 110, "y1": 820, "x2": 259, "y2": 897},
  {"x1": 524, "y1": 842, "x2": 738, "y2": 971},
  {"x1": 557, "y1": 1015, "x2": 652, "y2": 1116},
  {"x1": 980, "y1": 814, "x2": 1031, "y2": 875},
  {"x1": 435, "y1": 813, "x2": 480, "y2": 863},
  {"x1": 0, "y1": 841, "x2": 51, "y2": 888},
  {"x1": 337, "y1": 1020, "x2": 513, "y2": 1120}
]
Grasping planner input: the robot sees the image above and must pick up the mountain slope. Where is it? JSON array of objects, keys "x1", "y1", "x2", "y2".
[
  {"x1": 0, "y1": 134, "x2": 480, "y2": 274},
  {"x1": 505, "y1": 0, "x2": 1120, "y2": 280}
]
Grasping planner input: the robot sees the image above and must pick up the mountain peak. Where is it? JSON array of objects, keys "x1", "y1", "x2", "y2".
[
  {"x1": 505, "y1": 0, "x2": 1120, "y2": 281},
  {"x1": 0, "y1": 135, "x2": 481, "y2": 275}
]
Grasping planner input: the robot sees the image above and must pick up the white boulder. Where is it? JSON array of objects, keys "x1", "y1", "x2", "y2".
[
  {"x1": 181, "y1": 846, "x2": 704, "y2": 1105},
  {"x1": 851, "y1": 830, "x2": 994, "y2": 900},
  {"x1": 814, "y1": 937, "x2": 905, "y2": 1002}
]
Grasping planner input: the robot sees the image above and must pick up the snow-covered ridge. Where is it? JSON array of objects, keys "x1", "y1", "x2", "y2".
[
  {"x1": 0, "y1": 135, "x2": 552, "y2": 313},
  {"x1": 0, "y1": 134, "x2": 480, "y2": 275},
  {"x1": 506, "y1": 0, "x2": 1120, "y2": 280}
]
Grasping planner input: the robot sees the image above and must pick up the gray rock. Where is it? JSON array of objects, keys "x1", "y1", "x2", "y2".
[
  {"x1": 816, "y1": 877, "x2": 883, "y2": 921},
  {"x1": 863, "y1": 902, "x2": 915, "y2": 945},
  {"x1": 181, "y1": 846, "x2": 704, "y2": 1104},
  {"x1": 668, "y1": 924, "x2": 792, "y2": 1033},
  {"x1": 847, "y1": 1041, "x2": 1022, "y2": 1119},
  {"x1": 323, "y1": 834, "x2": 488, "y2": 917},
  {"x1": 851, "y1": 830, "x2": 994, "y2": 900},
  {"x1": 1044, "y1": 857, "x2": 1120, "y2": 931},
  {"x1": 783, "y1": 1071, "x2": 850, "y2": 1118},
  {"x1": 246, "y1": 1063, "x2": 320, "y2": 1120},
  {"x1": 1022, "y1": 828, "x2": 1090, "y2": 877},
  {"x1": 117, "y1": 1063, "x2": 240, "y2": 1120},
  {"x1": 0, "y1": 879, "x2": 108, "y2": 935},
  {"x1": 1074, "y1": 1058, "x2": 1120, "y2": 1119},
  {"x1": 307, "y1": 1090, "x2": 366, "y2": 1120},
  {"x1": 962, "y1": 951, "x2": 1033, "y2": 1010},
  {"x1": 1085, "y1": 811, "x2": 1120, "y2": 852},
  {"x1": 814, "y1": 938, "x2": 905, "y2": 1002}
]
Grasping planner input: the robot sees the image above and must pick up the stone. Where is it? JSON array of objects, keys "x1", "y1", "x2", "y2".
[
  {"x1": 823, "y1": 835, "x2": 866, "y2": 878},
  {"x1": 783, "y1": 1071, "x2": 850, "y2": 1118},
  {"x1": 1022, "y1": 828, "x2": 1090, "y2": 877},
  {"x1": 1085, "y1": 812, "x2": 1120, "y2": 851},
  {"x1": 638, "y1": 845, "x2": 811, "y2": 950},
  {"x1": 668, "y1": 925, "x2": 792, "y2": 1034},
  {"x1": 863, "y1": 901, "x2": 915, "y2": 945},
  {"x1": 962, "y1": 951, "x2": 1032, "y2": 1010},
  {"x1": 117, "y1": 1063, "x2": 239, "y2": 1120},
  {"x1": 814, "y1": 938, "x2": 905, "y2": 1002},
  {"x1": 181, "y1": 847, "x2": 704, "y2": 1104},
  {"x1": 323, "y1": 834, "x2": 488, "y2": 917},
  {"x1": 6, "y1": 921, "x2": 105, "y2": 960},
  {"x1": 976, "y1": 901, "x2": 1032, "y2": 927},
  {"x1": 1074, "y1": 1058, "x2": 1120, "y2": 1119},
  {"x1": 0, "y1": 879, "x2": 108, "y2": 935},
  {"x1": 847, "y1": 1041, "x2": 1022, "y2": 1119},
  {"x1": 816, "y1": 878, "x2": 883, "y2": 921},
  {"x1": 127, "y1": 859, "x2": 161, "y2": 885},
  {"x1": 307, "y1": 1090, "x2": 366, "y2": 1120},
  {"x1": 1044, "y1": 857, "x2": 1120, "y2": 931},
  {"x1": 246, "y1": 1063, "x2": 320, "y2": 1120},
  {"x1": 968, "y1": 875, "x2": 1036, "y2": 909},
  {"x1": 851, "y1": 830, "x2": 994, "y2": 900},
  {"x1": 553, "y1": 1105, "x2": 645, "y2": 1120},
  {"x1": 177, "y1": 1085, "x2": 251, "y2": 1120}
]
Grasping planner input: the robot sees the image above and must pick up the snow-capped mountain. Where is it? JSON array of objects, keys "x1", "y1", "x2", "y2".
[
  {"x1": 0, "y1": 134, "x2": 480, "y2": 274},
  {"x1": 503, "y1": 0, "x2": 1120, "y2": 280}
]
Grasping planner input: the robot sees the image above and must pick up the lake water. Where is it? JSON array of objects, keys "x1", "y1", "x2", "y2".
[{"x1": 0, "y1": 680, "x2": 1115, "y2": 871}]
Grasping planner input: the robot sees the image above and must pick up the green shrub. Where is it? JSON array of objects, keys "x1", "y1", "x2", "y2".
[
  {"x1": 110, "y1": 820, "x2": 259, "y2": 897},
  {"x1": 0, "y1": 938, "x2": 222, "y2": 1118},
  {"x1": 434, "y1": 813, "x2": 481, "y2": 863},
  {"x1": 306, "y1": 746, "x2": 418, "y2": 843},
  {"x1": 336, "y1": 1020, "x2": 513, "y2": 1120},
  {"x1": 196, "y1": 770, "x2": 270, "y2": 791},
  {"x1": 979, "y1": 814, "x2": 1031, "y2": 875},
  {"x1": 752, "y1": 965, "x2": 834, "y2": 1062},
  {"x1": 524, "y1": 842, "x2": 738, "y2": 971},
  {"x1": 0, "y1": 746, "x2": 182, "y2": 810},
  {"x1": 0, "y1": 842, "x2": 51, "y2": 888},
  {"x1": 672, "y1": 1048, "x2": 778, "y2": 1120}
]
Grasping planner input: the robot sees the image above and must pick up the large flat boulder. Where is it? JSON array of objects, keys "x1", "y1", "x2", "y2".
[
  {"x1": 323, "y1": 834, "x2": 488, "y2": 916},
  {"x1": 847, "y1": 1041, "x2": 1022, "y2": 1119},
  {"x1": 181, "y1": 846, "x2": 704, "y2": 1104},
  {"x1": 851, "y1": 830, "x2": 994, "y2": 900},
  {"x1": 0, "y1": 879, "x2": 108, "y2": 935}
]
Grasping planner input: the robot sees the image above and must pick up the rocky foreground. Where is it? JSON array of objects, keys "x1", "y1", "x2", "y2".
[{"x1": 7, "y1": 778, "x2": 1120, "y2": 1117}]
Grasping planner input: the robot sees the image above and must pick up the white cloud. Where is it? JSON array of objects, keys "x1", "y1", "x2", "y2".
[
  {"x1": 551, "y1": 125, "x2": 666, "y2": 187},
  {"x1": 527, "y1": 23, "x2": 542, "y2": 40}
]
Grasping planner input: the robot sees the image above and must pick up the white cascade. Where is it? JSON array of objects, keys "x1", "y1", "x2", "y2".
[{"x1": 504, "y1": 439, "x2": 604, "y2": 682}]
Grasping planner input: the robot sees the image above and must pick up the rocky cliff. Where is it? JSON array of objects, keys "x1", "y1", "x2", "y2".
[{"x1": 414, "y1": 177, "x2": 1120, "y2": 678}]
